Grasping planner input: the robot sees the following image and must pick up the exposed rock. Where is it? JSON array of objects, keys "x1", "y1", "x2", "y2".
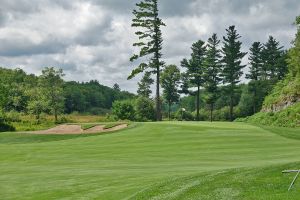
[{"x1": 262, "y1": 96, "x2": 300, "y2": 113}]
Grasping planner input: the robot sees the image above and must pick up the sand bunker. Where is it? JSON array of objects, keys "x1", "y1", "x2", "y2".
[{"x1": 31, "y1": 124, "x2": 128, "y2": 135}]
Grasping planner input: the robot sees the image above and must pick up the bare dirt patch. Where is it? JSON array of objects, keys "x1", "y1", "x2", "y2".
[{"x1": 30, "y1": 124, "x2": 128, "y2": 135}]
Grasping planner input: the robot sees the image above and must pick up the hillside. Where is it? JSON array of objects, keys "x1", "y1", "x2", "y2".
[
  {"x1": 0, "y1": 67, "x2": 134, "y2": 115},
  {"x1": 241, "y1": 18, "x2": 300, "y2": 127}
]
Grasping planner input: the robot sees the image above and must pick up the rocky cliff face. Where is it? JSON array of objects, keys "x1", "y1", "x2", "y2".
[{"x1": 262, "y1": 96, "x2": 300, "y2": 113}]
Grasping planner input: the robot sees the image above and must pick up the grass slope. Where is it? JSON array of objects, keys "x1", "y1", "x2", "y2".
[
  {"x1": 0, "y1": 122, "x2": 300, "y2": 199},
  {"x1": 239, "y1": 102, "x2": 300, "y2": 127}
]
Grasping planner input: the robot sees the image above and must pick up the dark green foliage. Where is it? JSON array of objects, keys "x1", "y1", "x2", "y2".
[
  {"x1": 247, "y1": 42, "x2": 263, "y2": 81},
  {"x1": 262, "y1": 36, "x2": 287, "y2": 80},
  {"x1": 135, "y1": 97, "x2": 155, "y2": 121},
  {"x1": 129, "y1": 0, "x2": 165, "y2": 121},
  {"x1": 221, "y1": 25, "x2": 247, "y2": 121},
  {"x1": 63, "y1": 80, "x2": 134, "y2": 114},
  {"x1": 40, "y1": 67, "x2": 65, "y2": 122},
  {"x1": 179, "y1": 96, "x2": 196, "y2": 112},
  {"x1": 137, "y1": 72, "x2": 154, "y2": 98},
  {"x1": 0, "y1": 109, "x2": 15, "y2": 132},
  {"x1": 203, "y1": 33, "x2": 222, "y2": 121},
  {"x1": 262, "y1": 17, "x2": 300, "y2": 109},
  {"x1": 181, "y1": 40, "x2": 206, "y2": 121},
  {"x1": 239, "y1": 102, "x2": 300, "y2": 127},
  {"x1": 0, "y1": 68, "x2": 134, "y2": 118},
  {"x1": 161, "y1": 65, "x2": 181, "y2": 120},
  {"x1": 113, "y1": 83, "x2": 121, "y2": 91},
  {"x1": 246, "y1": 42, "x2": 263, "y2": 113},
  {"x1": 175, "y1": 109, "x2": 194, "y2": 121},
  {"x1": 112, "y1": 100, "x2": 135, "y2": 121}
]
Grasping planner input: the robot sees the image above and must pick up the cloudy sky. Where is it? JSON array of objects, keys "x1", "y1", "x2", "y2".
[{"x1": 0, "y1": 0, "x2": 299, "y2": 93}]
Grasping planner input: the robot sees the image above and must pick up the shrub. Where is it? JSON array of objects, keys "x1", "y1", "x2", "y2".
[
  {"x1": 5, "y1": 111, "x2": 22, "y2": 122},
  {"x1": 135, "y1": 97, "x2": 155, "y2": 121},
  {"x1": 0, "y1": 122, "x2": 15, "y2": 132},
  {"x1": 175, "y1": 109, "x2": 194, "y2": 121},
  {"x1": 112, "y1": 100, "x2": 135, "y2": 121},
  {"x1": 0, "y1": 109, "x2": 16, "y2": 132}
]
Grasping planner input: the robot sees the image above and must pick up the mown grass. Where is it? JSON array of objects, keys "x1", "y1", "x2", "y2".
[{"x1": 0, "y1": 122, "x2": 300, "y2": 199}]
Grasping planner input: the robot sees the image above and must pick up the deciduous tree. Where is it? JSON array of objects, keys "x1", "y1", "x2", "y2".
[{"x1": 40, "y1": 67, "x2": 65, "y2": 123}]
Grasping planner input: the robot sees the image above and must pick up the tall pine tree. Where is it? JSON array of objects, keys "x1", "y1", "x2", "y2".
[
  {"x1": 222, "y1": 26, "x2": 247, "y2": 121},
  {"x1": 246, "y1": 42, "x2": 263, "y2": 113},
  {"x1": 262, "y1": 36, "x2": 286, "y2": 80},
  {"x1": 181, "y1": 40, "x2": 206, "y2": 121},
  {"x1": 128, "y1": 0, "x2": 165, "y2": 121},
  {"x1": 203, "y1": 33, "x2": 222, "y2": 122}
]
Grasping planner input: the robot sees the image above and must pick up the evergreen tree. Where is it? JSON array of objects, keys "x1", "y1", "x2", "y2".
[
  {"x1": 113, "y1": 83, "x2": 121, "y2": 91},
  {"x1": 246, "y1": 42, "x2": 263, "y2": 113},
  {"x1": 137, "y1": 72, "x2": 154, "y2": 98},
  {"x1": 247, "y1": 42, "x2": 263, "y2": 81},
  {"x1": 128, "y1": 0, "x2": 165, "y2": 121},
  {"x1": 203, "y1": 33, "x2": 222, "y2": 122},
  {"x1": 262, "y1": 36, "x2": 286, "y2": 80},
  {"x1": 161, "y1": 65, "x2": 181, "y2": 120},
  {"x1": 181, "y1": 40, "x2": 206, "y2": 121},
  {"x1": 26, "y1": 86, "x2": 49, "y2": 123},
  {"x1": 222, "y1": 26, "x2": 247, "y2": 121}
]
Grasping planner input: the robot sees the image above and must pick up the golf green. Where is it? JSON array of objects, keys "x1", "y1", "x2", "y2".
[{"x1": 0, "y1": 122, "x2": 300, "y2": 199}]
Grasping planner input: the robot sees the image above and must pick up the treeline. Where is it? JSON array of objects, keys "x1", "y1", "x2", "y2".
[
  {"x1": 124, "y1": 0, "x2": 288, "y2": 122},
  {"x1": 114, "y1": 24, "x2": 288, "y2": 122},
  {"x1": 0, "y1": 67, "x2": 134, "y2": 124}
]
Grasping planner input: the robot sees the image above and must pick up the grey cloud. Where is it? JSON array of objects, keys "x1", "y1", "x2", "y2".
[
  {"x1": 0, "y1": 0, "x2": 298, "y2": 93},
  {"x1": 75, "y1": 16, "x2": 113, "y2": 46},
  {"x1": 0, "y1": 37, "x2": 67, "y2": 57}
]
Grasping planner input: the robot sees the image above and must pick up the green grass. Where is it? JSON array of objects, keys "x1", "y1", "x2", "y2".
[
  {"x1": 0, "y1": 122, "x2": 300, "y2": 199},
  {"x1": 81, "y1": 123, "x2": 101, "y2": 130},
  {"x1": 237, "y1": 102, "x2": 300, "y2": 128},
  {"x1": 11, "y1": 121, "x2": 55, "y2": 131},
  {"x1": 103, "y1": 122, "x2": 126, "y2": 129}
]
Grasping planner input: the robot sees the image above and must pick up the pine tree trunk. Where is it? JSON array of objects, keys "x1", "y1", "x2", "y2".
[
  {"x1": 168, "y1": 101, "x2": 171, "y2": 121},
  {"x1": 156, "y1": 66, "x2": 161, "y2": 121},
  {"x1": 253, "y1": 86, "x2": 257, "y2": 114},
  {"x1": 210, "y1": 103, "x2": 213, "y2": 122},
  {"x1": 230, "y1": 93, "x2": 233, "y2": 122},
  {"x1": 196, "y1": 85, "x2": 200, "y2": 121}
]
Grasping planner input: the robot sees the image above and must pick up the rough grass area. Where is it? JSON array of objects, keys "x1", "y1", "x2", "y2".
[
  {"x1": 11, "y1": 121, "x2": 55, "y2": 131},
  {"x1": 0, "y1": 122, "x2": 300, "y2": 199},
  {"x1": 237, "y1": 102, "x2": 300, "y2": 127},
  {"x1": 263, "y1": 74, "x2": 300, "y2": 108},
  {"x1": 103, "y1": 122, "x2": 126, "y2": 129},
  {"x1": 3, "y1": 114, "x2": 110, "y2": 132},
  {"x1": 80, "y1": 123, "x2": 100, "y2": 130}
]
